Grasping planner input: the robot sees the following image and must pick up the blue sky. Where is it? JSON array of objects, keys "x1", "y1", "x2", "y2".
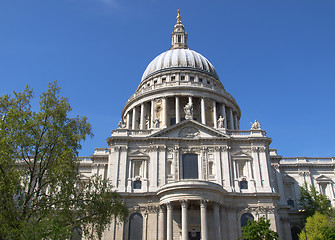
[{"x1": 0, "y1": 0, "x2": 334, "y2": 157}]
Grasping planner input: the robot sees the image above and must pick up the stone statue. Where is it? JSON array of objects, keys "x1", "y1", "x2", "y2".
[
  {"x1": 145, "y1": 115, "x2": 150, "y2": 129},
  {"x1": 153, "y1": 118, "x2": 160, "y2": 128},
  {"x1": 217, "y1": 116, "x2": 225, "y2": 128},
  {"x1": 118, "y1": 120, "x2": 126, "y2": 129},
  {"x1": 184, "y1": 102, "x2": 193, "y2": 120},
  {"x1": 251, "y1": 120, "x2": 261, "y2": 129}
]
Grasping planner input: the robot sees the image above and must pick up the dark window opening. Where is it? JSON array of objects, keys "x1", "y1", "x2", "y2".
[
  {"x1": 182, "y1": 154, "x2": 198, "y2": 179},
  {"x1": 133, "y1": 180, "x2": 142, "y2": 189},
  {"x1": 178, "y1": 35, "x2": 181, "y2": 43},
  {"x1": 190, "y1": 76, "x2": 194, "y2": 82},
  {"x1": 239, "y1": 180, "x2": 248, "y2": 189},
  {"x1": 181, "y1": 75, "x2": 185, "y2": 80},
  {"x1": 129, "y1": 213, "x2": 143, "y2": 240},
  {"x1": 171, "y1": 76, "x2": 176, "y2": 81},
  {"x1": 241, "y1": 213, "x2": 254, "y2": 228},
  {"x1": 287, "y1": 199, "x2": 295, "y2": 207}
]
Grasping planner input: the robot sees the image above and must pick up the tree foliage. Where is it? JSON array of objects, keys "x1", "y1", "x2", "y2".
[
  {"x1": 299, "y1": 182, "x2": 330, "y2": 219},
  {"x1": 0, "y1": 82, "x2": 128, "y2": 239},
  {"x1": 241, "y1": 216, "x2": 279, "y2": 240},
  {"x1": 299, "y1": 211, "x2": 335, "y2": 240}
]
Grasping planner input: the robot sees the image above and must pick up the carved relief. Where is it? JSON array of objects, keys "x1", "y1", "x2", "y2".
[{"x1": 178, "y1": 127, "x2": 200, "y2": 138}]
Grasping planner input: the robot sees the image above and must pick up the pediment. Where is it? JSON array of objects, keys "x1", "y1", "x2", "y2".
[
  {"x1": 315, "y1": 175, "x2": 333, "y2": 182},
  {"x1": 128, "y1": 150, "x2": 148, "y2": 157},
  {"x1": 149, "y1": 120, "x2": 229, "y2": 139},
  {"x1": 232, "y1": 151, "x2": 252, "y2": 159},
  {"x1": 282, "y1": 174, "x2": 295, "y2": 183}
]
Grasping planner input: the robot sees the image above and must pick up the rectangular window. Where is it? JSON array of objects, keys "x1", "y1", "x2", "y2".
[
  {"x1": 133, "y1": 180, "x2": 142, "y2": 189},
  {"x1": 182, "y1": 154, "x2": 198, "y2": 179}
]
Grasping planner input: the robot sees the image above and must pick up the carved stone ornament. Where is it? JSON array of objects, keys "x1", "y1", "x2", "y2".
[
  {"x1": 118, "y1": 120, "x2": 126, "y2": 129},
  {"x1": 146, "y1": 205, "x2": 159, "y2": 213},
  {"x1": 178, "y1": 127, "x2": 200, "y2": 138},
  {"x1": 153, "y1": 118, "x2": 160, "y2": 128},
  {"x1": 217, "y1": 115, "x2": 225, "y2": 128},
  {"x1": 251, "y1": 120, "x2": 261, "y2": 130},
  {"x1": 183, "y1": 102, "x2": 193, "y2": 120}
]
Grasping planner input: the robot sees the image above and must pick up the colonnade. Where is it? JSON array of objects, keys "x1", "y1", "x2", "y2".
[
  {"x1": 158, "y1": 200, "x2": 223, "y2": 240},
  {"x1": 124, "y1": 95, "x2": 240, "y2": 130}
]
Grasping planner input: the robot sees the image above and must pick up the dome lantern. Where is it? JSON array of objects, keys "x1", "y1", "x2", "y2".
[{"x1": 170, "y1": 10, "x2": 188, "y2": 50}]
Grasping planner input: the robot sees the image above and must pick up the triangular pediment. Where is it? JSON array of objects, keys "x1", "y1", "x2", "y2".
[
  {"x1": 128, "y1": 150, "x2": 148, "y2": 157},
  {"x1": 316, "y1": 175, "x2": 333, "y2": 182},
  {"x1": 282, "y1": 174, "x2": 295, "y2": 183},
  {"x1": 232, "y1": 151, "x2": 252, "y2": 158},
  {"x1": 149, "y1": 120, "x2": 229, "y2": 139}
]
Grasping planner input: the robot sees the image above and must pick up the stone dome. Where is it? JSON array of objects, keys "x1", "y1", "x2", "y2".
[{"x1": 141, "y1": 49, "x2": 219, "y2": 82}]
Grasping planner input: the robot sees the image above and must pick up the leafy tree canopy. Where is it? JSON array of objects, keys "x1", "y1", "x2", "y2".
[
  {"x1": 299, "y1": 182, "x2": 330, "y2": 219},
  {"x1": 0, "y1": 82, "x2": 128, "y2": 240},
  {"x1": 299, "y1": 211, "x2": 335, "y2": 240},
  {"x1": 241, "y1": 216, "x2": 279, "y2": 240}
]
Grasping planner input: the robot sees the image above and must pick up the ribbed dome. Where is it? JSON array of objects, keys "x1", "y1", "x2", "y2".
[{"x1": 141, "y1": 49, "x2": 219, "y2": 82}]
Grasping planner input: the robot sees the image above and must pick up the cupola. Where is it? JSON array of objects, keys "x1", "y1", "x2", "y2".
[{"x1": 170, "y1": 10, "x2": 188, "y2": 50}]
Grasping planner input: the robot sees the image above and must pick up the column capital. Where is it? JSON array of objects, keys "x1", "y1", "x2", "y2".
[
  {"x1": 159, "y1": 204, "x2": 166, "y2": 212},
  {"x1": 200, "y1": 199, "x2": 208, "y2": 208},
  {"x1": 180, "y1": 200, "x2": 188, "y2": 208},
  {"x1": 166, "y1": 202, "x2": 173, "y2": 210}
]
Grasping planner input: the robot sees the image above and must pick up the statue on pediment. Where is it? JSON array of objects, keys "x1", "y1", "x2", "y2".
[
  {"x1": 251, "y1": 120, "x2": 261, "y2": 129},
  {"x1": 217, "y1": 115, "x2": 225, "y2": 128},
  {"x1": 184, "y1": 102, "x2": 193, "y2": 120},
  {"x1": 118, "y1": 120, "x2": 126, "y2": 129},
  {"x1": 153, "y1": 118, "x2": 160, "y2": 128}
]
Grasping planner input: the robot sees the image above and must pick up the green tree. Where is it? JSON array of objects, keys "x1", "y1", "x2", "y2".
[
  {"x1": 299, "y1": 211, "x2": 335, "y2": 240},
  {"x1": 241, "y1": 216, "x2": 279, "y2": 240},
  {"x1": 0, "y1": 82, "x2": 128, "y2": 240},
  {"x1": 299, "y1": 182, "x2": 330, "y2": 219}
]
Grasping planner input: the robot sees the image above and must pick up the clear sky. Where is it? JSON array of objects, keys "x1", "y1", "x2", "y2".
[{"x1": 0, "y1": 0, "x2": 334, "y2": 157}]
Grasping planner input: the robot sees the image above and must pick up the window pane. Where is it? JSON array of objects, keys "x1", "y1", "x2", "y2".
[
  {"x1": 241, "y1": 213, "x2": 254, "y2": 227},
  {"x1": 129, "y1": 213, "x2": 143, "y2": 240},
  {"x1": 182, "y1": 154, "x2": 198, "y2": 179}
]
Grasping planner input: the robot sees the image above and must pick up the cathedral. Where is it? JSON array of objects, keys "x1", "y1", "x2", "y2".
[{"x1": 79, "y1": 11, "x2": 335, "y2": 240}]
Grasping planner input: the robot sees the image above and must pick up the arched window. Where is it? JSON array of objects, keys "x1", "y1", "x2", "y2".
[
  {"x1": 208, "y1": 161, "x2": 214, "y2": 176},
  {"x1": 239, "y1": 180, "x2": 248, "y2": 189},
  {"x1": 240, "y1": 213, "x2": 254, "y2": 228},
  {"x1": 182, "y1": 153, "x2": 198, "y2": 179},
  {"x1": 167, "y1": 161, "x2": 172, "y2": 176},
  {"x1": 287, "y1": 199, "x2": 295, "y2": 207},
  {"x1": 129, "y1": 213, "x2": 143, "y2": 240}
]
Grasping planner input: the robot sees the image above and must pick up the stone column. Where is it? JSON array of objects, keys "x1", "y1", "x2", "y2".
[
  {"x1": 200, "y1": 200, "x2": 208, "y2": 240},
  {"x1": 188, "y1": 96, "x2": 193, "y2": 104},
  {"x1": 201, "y1": 98, "x2": 206, "y2": 124},
  {"x1": 151, "y1": 100, "x2": 154, "y2": 129},
  {"x1": 181, "y1": 200, "x2": 188, "y2": 240},
  {"x1": 234, "y1": 112, "x2": 238, "y2": 130},
  {"x1": 126, "y1": 112, "x2": 130, "y2": 129},
  {"x1": 175, "y1": 96, "x2": 180, "y2": 124},
  {"x1": 213, "y1": 202, "x2": 221, "y2": 240},
  {"x1": 162, "y1": 97, "x2": 167, "y2": 128},
  {"x1": 140, "y1": 103, "x2": 145, "y2": 130},
  {"x1": 159, "y1": 205, "x2": 165, "y2": 240},
  {"x1": 229, "y1": 108, "x2": 234, "y2": 130},
  {"x1": 132, "y1": 107, "x2": 137, "y2": 130},
  {"x1": 167, "y1": 202, "x2": 173, "y2": 240},
  {"x1": 221, "y1": 103, "x2": 227, "y2": 129},
  {"x1": 213, "y1": 101, "x2": 217, "y2": 128}
]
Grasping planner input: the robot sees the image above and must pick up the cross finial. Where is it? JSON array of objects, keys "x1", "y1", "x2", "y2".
[{"x1": 176, "y1": 9, "x2": 181, "y2": 24}]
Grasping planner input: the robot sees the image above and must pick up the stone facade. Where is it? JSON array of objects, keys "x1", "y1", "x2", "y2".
[{"x1": 79, "y1": 11, "x2": 335, "y2": 240}]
